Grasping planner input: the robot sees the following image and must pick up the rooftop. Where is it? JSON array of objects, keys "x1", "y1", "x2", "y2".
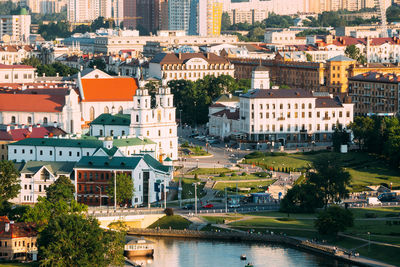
[
  {"x1": 150, "y1": 52, "x2": 229, "y2": 65},
  {"x1": 90, "y1": 113, "x2": 131, "y2": 126},
  {"x1": 0, "y1": 126, "x2": 66, "y2": 141},
  {"x1": 349, "y1": 71, "x2": 400, "y2": 83},
  {"x1": 0, "y1": 94, "x2": 65, "y2": 113},
  {"x1": 15, "y1": 161, "x2": 75, "y2": 175},
  {"x1": 80, "y1": 77, "x2": 138, "y2": 102},
  {"x1": 241, "y1": 89, "x2": 314, "y2": 99},
  {"x1": 326, "y1": 55, "x2": 355, "y2": 62}
]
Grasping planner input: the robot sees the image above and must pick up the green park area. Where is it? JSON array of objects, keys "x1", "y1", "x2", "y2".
[
  {"x1": 213, "y1": 180, "x2": 276, "y2": 194},
  {"x1": 244, "y1": 151, "x2": 400, "y2": 191},
  {"x1": 201, "y1": 207, "x2": 400, "y2": 266},
  {"x1": 176, "y1": 178, "x2": 206, "y2": 199},
  {"x1": 148, "y1": 215, "x2": 191, "y2": 230}
]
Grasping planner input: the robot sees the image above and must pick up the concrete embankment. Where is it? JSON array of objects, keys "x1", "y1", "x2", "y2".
[{"x1": 128, "y1": 228, "x2": 392, "y2": 267}]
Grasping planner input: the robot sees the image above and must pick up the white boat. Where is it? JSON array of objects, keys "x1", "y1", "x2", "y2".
[{"x1": 124, "y1": 237, "x2": 154, "y2": 257}]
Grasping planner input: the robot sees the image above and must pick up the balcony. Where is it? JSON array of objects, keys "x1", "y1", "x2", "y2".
[{"x1": 322, "y1": 117, "x2": 331, "y2": 120}]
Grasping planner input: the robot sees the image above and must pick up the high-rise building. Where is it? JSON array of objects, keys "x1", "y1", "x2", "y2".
[
  {"x1": 123, "y1": 0, "x2": 137, "y2": 30},
  {"x1": 67, "y1": 0, "x2": 123, "y2": 24},
  {"x1": 159, "y1": 0, "x2": 169, "y2": 30},
  {"x1": 136, "y1": 0, "x2": 159, "y2": 34},
  {"x1": 22, "y1": 0, "x2": 67, "y2": 13},
  {"x1": 187, "y1": 0, "x2": 223, "y2": 36},
  {"x1": 168, "y1": 0, "x2": 191, "y2": 33},
  {"x1": 0, "y1": 8, "x2": 31, "y2": 43}
]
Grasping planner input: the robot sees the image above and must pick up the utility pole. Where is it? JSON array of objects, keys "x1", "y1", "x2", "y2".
[
  {"x1": 225, "y1": 187, "x2": 227, "y2": 213},
  {"x1": 194, "y1": 183, "x2": 198, "y2": 215},
  {"x1": 114, "y1": 171, "x2": 117, "y2": 211}
]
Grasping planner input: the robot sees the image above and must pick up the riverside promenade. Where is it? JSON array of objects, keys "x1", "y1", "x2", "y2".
[{"x1": 128, "y1": 228, "x2": 396, "y2": 267}]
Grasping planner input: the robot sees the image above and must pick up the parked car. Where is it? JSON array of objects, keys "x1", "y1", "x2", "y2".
[
  {"x1": 202, "y1": 204, "x2": 214, "y2": 209},
  {"x1": 189, "y1": 133, "x2": 199, "y2": 138},
  {"x1": 209, "y1": 139, "x2": 220, "y2": 144},
  {"x1": 182, "y1": 204, "x2": 194, "y2": 210}
]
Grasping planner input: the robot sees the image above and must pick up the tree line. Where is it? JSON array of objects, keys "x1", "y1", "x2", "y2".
[
  {"x1": 350, "y1": 116, "x2": 400, "y2": 169},
  {"x1": 167, "y1": 75, "x2": 250, "y2": 125},
  {"x1": 22, "y1": 57, "x2": 79, "y2": 77}
]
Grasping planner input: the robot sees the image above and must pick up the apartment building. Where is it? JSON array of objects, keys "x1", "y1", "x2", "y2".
[
  {"x1": 0, "y1": 10, "x2": 31, "y2": 43},
  {"x1": 348, "y1": 72, "x2": 399, "y2": 116},
  {"x1": 149, "y1": 52, "x2": 234, "y2": 81}
]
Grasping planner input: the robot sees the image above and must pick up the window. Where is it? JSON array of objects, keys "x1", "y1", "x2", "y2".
[
  {"x1": 122, "y1": 131, "x2": 125, "y2": 136},
  {"x1": 280, "y1": 104, "x2": 283, "y2": 109},
  {"x1": 158, "y1": 130, "x2": 161, "y2": 136},
  {"x1": 325, "y1": 124, "x2": 328, "y2": 131},
  {"x1": 266, "y1": 113, "x2": 269, "y2": 119},
  {"x1": 295, "y1": 112, "x2": 298, "y2": 118},
  {"x1": 308, "y1": 112, "x2": 312, "y2": 118},
  {"x1": 301, "y1": 103, "x2": 305, "y2": 109},
  {"x1": 77, "y1": 152, "x2": 80, "y2": 156},
  {"x1": 99, "y1": 129, "x2": 103, "y2": 136},
  {"x1": 308, "y1": 103, "x2": 312, "y2": 109},
  {"x1": 317, "y1": 124, "x2": 320, "y2": 130},
  {"x1": 59, "y1": 151, "x2": 62, "y2": 156},
  {"x1": 118, "y1": 106, "x2": 123, "y2": 114},
  {"x1": 317, "y1": 112, "x2": 320, "y2": 118},
  {"x1": 11, "y1": 116, "x2": 16, "y2": 124},
  {"x1": 339, "y1": 111, "x2": 343, "y2": 117},
  {"x1": 27, "y1": 116, "x2": 32, "y2": 124},
  {"x1": 295, "y1": 104, "x2": 298, "y2": 109},
  {"x1": 104, "y1": 106, "x2": 109, "y2": 113},
  {"x1": 260, "y1": 113, "x2": 263, "y2": 119},
  {"x1": 69, "y1": 151, "x2": 72, "y2": 156},
  {"x1": 22, "y1": 149, "x2": 25, "y2": 154},
  {"x1": 43, "y1": 117, "x2": 48, "y2": 124},
  {"x1": 49, "y1": 151, "x2": 52, "y2": 156},
  {"x1": 302, "y1": 112, "x2": 305, "y2": 118},
  {"x1": 136, "y1": 115, "x2": 139, "y2": 122},
  {"x1": 346, "y1": 111, "x2": 350, "y2": 117},
  {"x1": 39, "y1": 150, "x2": 43, "y2": 155},
  {"x1": 89, "y1": 107, "x2": 95, "y2": 121}
]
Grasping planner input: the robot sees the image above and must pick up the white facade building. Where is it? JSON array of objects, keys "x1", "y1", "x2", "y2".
[
  {"x1": 12, "y1": 161, "x2": 75, "y2": 204},
  {"x1": 129, "y1": 80, "x2": 178, "y2": 160},
  {"x1": 8, "y1": 136, "x2": 157, "y2": 162}
]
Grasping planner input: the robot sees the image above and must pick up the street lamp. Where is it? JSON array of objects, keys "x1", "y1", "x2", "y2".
[
  {"x1": 196, "y1": 159, "x2": 199, "y2": 168},
  {"x1": 193, "y1": 182, "x2": 199, "y2": 215},
  {"x1": 96, "y1": 185, "x2": 102, "y2": 208}
]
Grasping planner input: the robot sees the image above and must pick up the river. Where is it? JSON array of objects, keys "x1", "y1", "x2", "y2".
[{"x1": 126, "y1": 237, "x2": 355, "y2": 267}]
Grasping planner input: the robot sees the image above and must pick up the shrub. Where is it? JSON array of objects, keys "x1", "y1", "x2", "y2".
[
  {"x1": 219, "y1": 173, "x2": 226, "y2": 177},
  {"x1": 365, "y1": 212, "x2": 377, "y2": 218},
  {"x1": 241, "y1": 172, "x2": 247, "y2": 176},
  {"x1": 385, "y1": 213, "x2": 399, "y2": 217},
  {"x1": 231, "y1": 173, "x2": 237, "y2": 177},
  {"x1": 181, "y1": 141, "x2": 189, "y2": 147},
  {"x1": 194, "y1": 174, "x2": 198, "y2": 179},
  {"x1": 256, "y1": 172, "x2": 268, "y2": 178},
  {"x1": 164, "y1": 208, "x2": 174, "y2": 216},
  {"x1": 276, "y1": 217, "x2": 295, "y2": 222}
]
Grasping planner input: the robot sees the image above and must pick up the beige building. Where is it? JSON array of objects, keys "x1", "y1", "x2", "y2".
[
  {"x1": 227, "y1": 9, "x2": 268, "y2": 25},
  {"x1": 149, "y1": 52, "x2": 234, "y2": 81},
  {"x1": 0, "y1": 217, "x2": 37, "y2": 261},
  {"x1": 348, "y1": 72, "x2": 399, "y2": 116}
]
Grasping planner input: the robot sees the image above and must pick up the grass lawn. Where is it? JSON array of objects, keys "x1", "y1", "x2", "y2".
[
  {"x1": 212, "y1": 173, "x2": 271, "y2": 181},
  {"x1": 201, "y1": 216, "x2": 243, "y2": 224},
  {"x1": 174, "y1": 178, "x2": 206, "y2": 199},
  {"x1": 147, "y1": 215, "x2": 191, "y2": 230},
  {"x1": 356, "y1": 244, "x2": 400, "y2": 266},
  {"x1": 213, "y1": 180, "x2": 276, "y2": 194},
  {"x1": 232, "y1": 226, "x2": 318, "y2": 239},
  {"x1": 201, "y1": 224, "x2": 233, "y2": 232},
  {"x1": 244, "y1": 151, "x2": 400, "y2": 191},
  {"x1": 0, "y1": 264, "x2": 38, "y2": 267},
  {"x1": 246, "y1": 211, "x2": 316, "y2": 219},
  {"x1": 350, "y1": 207, "x2": 400, "y2": 218},
  {"x1": 229, "y1": 217, "x2": 314, "y2": 229},
  {"x1": 189, "y1": 168, "x2": 231, "y2": 175}
]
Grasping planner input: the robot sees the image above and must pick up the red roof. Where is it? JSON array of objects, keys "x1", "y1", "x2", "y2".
[
  {"x1": 0, "y1": 216, "x2": 37, "y2": 238},
  {"x1": 211, "y1": 109, "x2": 239, "y2": 120},
  {"x1": 0, "y1": 64, "x2": 34, "y2": 69},
  {"x1": 0, "y1": 94, "x2": 65, "y2": 112},
  {"x1": 0, "y1": 126, "x2": 66, "y2": 141},
  {"x1": 80, "y1": 77, "x2": 138, "y2": 102}
]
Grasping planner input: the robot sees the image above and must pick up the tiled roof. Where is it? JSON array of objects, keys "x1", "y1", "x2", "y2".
[
  {"x1": 315, "y1": 97, "x2": 343, "y2": 108},
  {"x1": 0, "y1": 94, "x2": 65, "y2": 112},
  {"x1": 80, "y1": 77, "x2": 138, "y2": 102},
  {"x1": 0, "y1": 126, "x2": 67, "y2": 141},
  {"x1": 211, "y1": 109, "x2": 239, "y2": 120},
  {"x1": 15, "y1": 161, "x2": 75, "y2": 175},
  {"x1": 326, "y1": 55, "x2": 355, "y2": 62},
  {"x1": 215, "y1": 94, "x2": 239, "y2": 103},
  {"x1": 90, "y1": 113, "x2": 131, "y2": 126},
  {"x1": 241, "y1": 89, "x2": 314, "y2": 99},
  {"x1": 209, "y1": 103, "x2": 226, "y2": 108},
  {"x1": 10, "y1": 136, "x2": 155, "y2": 148},
  {"x1": 0, "y1": 64, "x2": 34, "y2": 69},
  {"x1": 150, "y1": 52, "x2": 228, "y2": 65},
  {"x1": 0, "y1": 216, "x2": 37, "y2": 238},
  {"x1": 349, "y1": 71, "x2": 400, "y2": 83},
  {"x1": 143, "y1": 154, "x2": 171, "y2": 173}
]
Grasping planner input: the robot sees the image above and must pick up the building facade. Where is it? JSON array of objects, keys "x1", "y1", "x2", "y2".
[
  {"x1": 0, "y1": 12, "x2": 31, "y2": 43},
  {"x1": 149, "y1": 52, "x2": 234, "y2": 81},
  {"x1": 74, "y1": 155, "x2": 173, "y2": 206},
  {"x1": 348, "y1": 72, "x2": 399, "y2": 116}
]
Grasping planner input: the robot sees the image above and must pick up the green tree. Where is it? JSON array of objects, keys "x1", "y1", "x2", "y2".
[
  {"x1": 22, "y1": 56, "x2": 42, "y2": 67},
  {"x1": 45, "y1": 175, "x2": 75, "y2": 203},
  {"x1": 387, "y1": 5, "x2": 400, "y2": 23},
  {"x1": 307, "y1": 154, "x2": 351, "y2": 208},
  {"x1": 221, "y1": 12, "x2": 231, "y2": 31},
  {"x1": 88, "y1": 58, "x2": 107, "y2": 71},
  {"x1": 38, "y1": 214, "x2": 124, "y2": 267},
  {"x1": 0, "y1": 160, "x2": 21, "y2": 204},
  {"x1": 0, "y1": 1, "x2": 18, "y2": 16},
  {"x1": 107, "y1": 173, "x2": 134, "y2": 205},
  {"x1": 332, "y1": 123, "x2": 350, "y2": 152},
  {"x1": 264, "y1": 13, "x2": 294, "y2": 28},
  {"x1": 314, "y1": 205, "x2": 354, "y2": 235},
  {"x1": 305, "y1": 53, "x2": 313, "y2": 62},
  {"x1": 345, "y1": 45, "x2": 366, "y2": 64},
  {"x1": 280, "y1": 183, "x2": 324, "y2": 213},
  {"x1": 349, "y1": 116, "x2": 374, "y2": 150}
]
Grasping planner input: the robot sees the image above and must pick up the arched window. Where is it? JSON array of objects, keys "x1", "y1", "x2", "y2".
[
  {"x1": 11, "y1": 116, "x2": 16, "y2": 124},
  {"x1": 27, "y1": 116, "x2": 32, "y2": 124},
  {"x1": 118, "y1": 106, "x2": 123, "y2": 114},
  {"x1": 104, "y1": 106, "x2": 109, "y2": 113},
  {"x1": 169, "y1": 113, "x2": 171, "y2": 121},
  {"x1": 90, "y1": 107, "x2": 95, "y2": 121},
  {"x1": 43, "y1": 117, "x2": 48, "y2": 124},
  {"x1": 136, "y1": 115, "x2": 139, "y2": 122}
]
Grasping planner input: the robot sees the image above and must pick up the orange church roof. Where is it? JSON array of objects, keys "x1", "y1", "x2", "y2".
[{"x1": 80, "y1": 77, "x2": 138, "y2": 102}]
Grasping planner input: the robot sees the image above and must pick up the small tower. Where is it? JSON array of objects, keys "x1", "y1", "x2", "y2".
[
  {"x1": 103, "y1": 136, "x2": 113, "y2": 149},
  {"x1": 130, "y1": 81, "x2": 152, "y2": 136},
  {"x1": 251, "y1": 65, "x2": 270, "y2": 90}
]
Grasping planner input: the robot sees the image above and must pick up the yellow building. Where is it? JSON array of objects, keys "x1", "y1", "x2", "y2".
[
  {"x1": 325, "y1": 55, "x2": 356, "y2": 94},
  {"x1": 208, "y1": 0, "x2": 223, "y2": 36}
]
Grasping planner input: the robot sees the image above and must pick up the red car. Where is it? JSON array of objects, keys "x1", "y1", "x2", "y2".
[{"x1": 202, "y1": 204, "x2": 214, "y2": 209}]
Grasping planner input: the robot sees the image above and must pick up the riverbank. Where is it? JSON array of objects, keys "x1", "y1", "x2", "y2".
[{"x1": 128, "y1": 228, "x2": 394, "y2": 267}]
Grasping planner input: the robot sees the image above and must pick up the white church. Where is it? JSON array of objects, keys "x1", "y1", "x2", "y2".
[{"x1": 90, "y1": 79, "x2": 178, "y2": 160}]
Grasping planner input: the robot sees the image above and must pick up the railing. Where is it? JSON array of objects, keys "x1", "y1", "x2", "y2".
[{"x1": 88, "y1": 207, "x2": 165, "y2": 217}]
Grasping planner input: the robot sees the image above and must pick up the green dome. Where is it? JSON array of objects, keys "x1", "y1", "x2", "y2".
[{"x1": 19, "y1": 8, "x2": 29, "y2": 15}]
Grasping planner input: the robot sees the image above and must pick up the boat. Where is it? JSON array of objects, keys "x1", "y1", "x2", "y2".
[
  {"x1": 240, "y1": 254, "x2": 247, "y2": 260},
  {"x1": 124, "y1": 237, "x2": 155, "y2": 257},
  {"x1": 245, "y1": 263, "x2": 254, "y2": 267}
]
